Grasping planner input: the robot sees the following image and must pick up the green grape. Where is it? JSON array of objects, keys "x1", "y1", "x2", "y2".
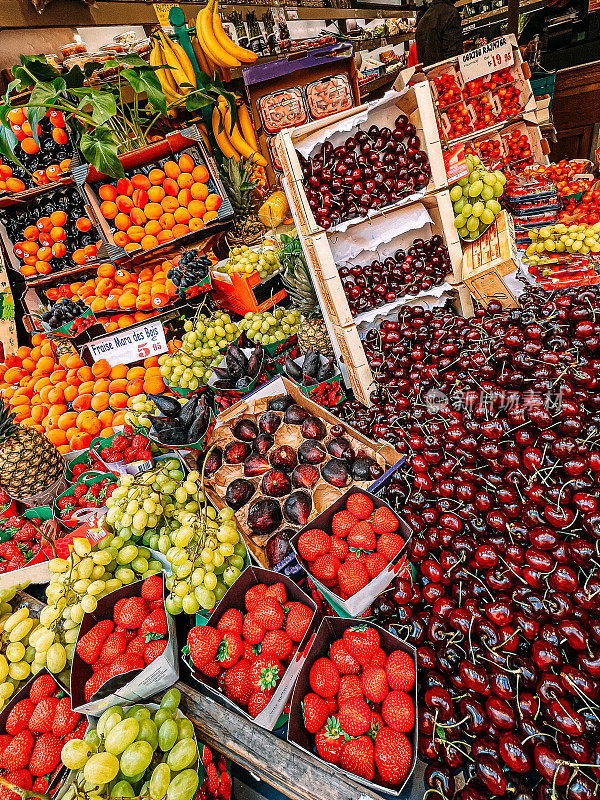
[
  {"x1": 137, "y1": 718, "x2": 159, "y2": 750},
  {"x1": 149, "y1": 764, "x2": 171, "y2": 800},
  {"x1": 159, "y1": 719, "x2": 179, "y2": 752},
  {"x1": 167, "y1": 740, "x2": 197, "y2": 771},
  {"x1": 125, "y1": 705, "x2": 151, "y2": 722},
  {"x1": 176, "y1": 718, "x2": 194, "y2": 741},
  {"x1": 61, "y1": 739, "x2": 93, "y2": 770},
  {"x1": 120, "y1": 741, "x2": 154, "y2": 778},
  {"x1": 105, "y1": 718, "x2": 140, "y2": 755},
  {"x1": 83, "y1": 753, "x2": 120, "y2": 785},
  {"x1": 111, "y1": 781, "x2": 136, "y2": 798},
  {"x1": 161, "y1": 687, "x2": 181, "y2": 710},
  {"x1": 153, "y1": 708, "x2": 172, "y2": 728},
  {"x1": 166, "y1": 769, "x2": 198, "y2": 800}
]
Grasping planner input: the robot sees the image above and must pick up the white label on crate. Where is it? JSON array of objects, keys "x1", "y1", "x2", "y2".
[
  {"x1": 88, "y1": 320, "x2": 168, "y2": 366},
  {"x1": 459, "y1": 36, "x2": 514, "y2": 82}
]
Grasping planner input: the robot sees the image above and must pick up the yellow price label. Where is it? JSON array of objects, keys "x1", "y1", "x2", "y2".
[{"x1": 153, "y1": 3, "x2": 180, "y2": 26}]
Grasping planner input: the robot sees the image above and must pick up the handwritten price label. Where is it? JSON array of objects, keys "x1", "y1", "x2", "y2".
[
  {"x1": 88, "y1": 319, "x2": 168, "y2": 367},
  {"x1": 459, "y1": 36, "x2": 514, "y2": 83}
]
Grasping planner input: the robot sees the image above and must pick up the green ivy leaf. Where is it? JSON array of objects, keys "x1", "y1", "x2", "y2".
[
  {"x1": 184, "y1": 92, "x2": 214, "y2": 112},
  {"x1": 79, "y1": 126, "x2": 124, "y2": 179},
  {"x1": 120, "y1": 68, "x2": 167, "y2": 116}
]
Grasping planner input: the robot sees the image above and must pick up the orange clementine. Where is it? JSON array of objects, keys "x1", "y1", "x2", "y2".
[{"x1": 76, "y1": 410, "x2": 102, "y2": 435}]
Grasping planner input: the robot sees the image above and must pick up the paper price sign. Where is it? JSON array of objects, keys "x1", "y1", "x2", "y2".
[
  {"x1": 459, "y1": 36, "x2": 514, "y2": 83},
  {"x1": 88, "y1": 319, "x2": 168, "y2": 366}
]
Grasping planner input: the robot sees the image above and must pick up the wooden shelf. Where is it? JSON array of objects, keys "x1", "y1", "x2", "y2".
[
  {"x1": 0, "y1": 0, "x2": 416, "y2": 29},
  {"x1": 461, "y1": 0, "x2": 543, "y2": 26}
]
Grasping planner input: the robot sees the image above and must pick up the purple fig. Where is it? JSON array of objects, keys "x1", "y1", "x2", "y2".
[
  {"x1": 283, "y1": 490, "x2": 312, "y2": 526},
  {"x1": 197, "y1": 447, "x2": 222, "y2": 475},
  {"x1": 268, "y1": 395, "x2": 295, "y2": 412},
  {"x1": 301, "y1": 416, "x2": 327, "y2": 441},
  {"x1": 253, "y1": 434, "x2": 274, "y2": 455},
  {"x1": 224, "y1": 441, "x2": 251, "y2": 464},
  {"x1": 322, "y1": 459, "x2": 351, "y2": 487},
  {"x1": 284, "y1": 404, "x2": 309, "y2": 425},
  {"x1": 351, "y1": 456, "x2": 378, "y2": 481},
  {"x1": 233, "y1": 418, "x2": 258, "y2": 441},
  {"x1": 298, "y1": 440, "x2": 327, "y2": 465},
  {"x1": 244, "y1": 454, "x2": 271, "y2": 477},
  {"x1": 266, "y1": 529, "x2": 295, "y2": 568},
  {"x1": 225, "y1": 478, "x2": 256, "y2": 510},
  {"x1": 259, "y1": 412, "x2": 281, "y2": 435},
  {"x1": 261, "y1": 469, "x2": 292, "y2": 497},
  {"x1": 247, "y1": 498, "x2": 283, "y2": 535},
  {"x1": 327, "y1": 437, "x2": 353, "y2": 460},
  {"x1": 291, "y1": 464, "x2": 320, "y2": 489},
  {"x1": 270, "y1": 445, "x2": 298, "y2": 472}
]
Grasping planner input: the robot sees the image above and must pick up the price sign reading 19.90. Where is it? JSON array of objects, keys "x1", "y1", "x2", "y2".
[{"x1": 459, "y1": 36, "x2": 514, "y2": 83}]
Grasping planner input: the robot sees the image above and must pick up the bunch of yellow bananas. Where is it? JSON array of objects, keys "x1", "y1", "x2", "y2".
[
  {"x1": 195, "y1": 0, "x2": 257, "y2": 71},
  {"x1": 150, "y1": 30, "x2": 197, "y2": 103},
  {"x1": 212, "y1": 96, "x2": 267, "y2": 166}
]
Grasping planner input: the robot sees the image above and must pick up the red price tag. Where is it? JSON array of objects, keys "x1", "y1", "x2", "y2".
[{"x1": 137, "y1": 344, "x2": 151, "y2": 358}]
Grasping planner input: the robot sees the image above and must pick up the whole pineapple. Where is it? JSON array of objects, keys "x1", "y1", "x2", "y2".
[
  {"x1": 281, "y1": 235, "x2": 334, "y2": 357},
  {"x1": 0, "y1": 400, "x2": 64, "y2": 499},
  {"x1": 220, "y1": 156, "x2": 265, "y2": 247}
]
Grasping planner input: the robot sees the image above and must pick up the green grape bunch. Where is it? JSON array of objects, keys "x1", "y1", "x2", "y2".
[
  {"x1": 451, "y1": 154, "x2": 505, "y2": 241},
  {"x1": 238, "y1": 306, "x2": 300, "y2": 346}
]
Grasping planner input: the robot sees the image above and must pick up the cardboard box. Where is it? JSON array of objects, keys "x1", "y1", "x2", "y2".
[
  {"x1": 461, "y1": 211, "x2": 519, "y2": 308},
  {"x1": 288, "y1": 617, "x2": 418, "y2": 796},
  {"x1": 499, "y1": 119, "x2": 550, "y2": 168},
  {"x1": 184, "y1": 566, "x2": 318, "y2": 730},
  {"x1": 70, "y1": 574, "x2": 178, "y2": 715},
  {"x1": 210, "y1": 269, "x2": 286, "y2": 316},
  {"x1": 291, "y1": 487, "x2": 412, "y2": 616},
  {"x1": 0, "y1": 505, "x2": 54, "y2": 591}
]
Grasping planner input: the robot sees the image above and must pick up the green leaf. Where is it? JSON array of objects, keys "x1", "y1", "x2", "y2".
[
  {"x1": 3, "y1": 80, "x2": 19, "y2": 104},
  {"x1": 16, "y1": 56, "x2": 60, "y2": 85},
  {"x1": 62, "y1": 65, "x2": 88, "y2": 89},
  {"x1": 79, "y1": 126, "x2": 124, "y2": 179},
  {"x1": 0, "y1": 124, "x2": 24, "y2": 170},
  {"x1": 119, "y1": 68, "x2": 167, "y2": 116},
  {"x1": 89, "y1": 92, "x2": 117, "y2": 127},
  {"x1": 184, "y1": 92, "x2": 214, "y2": 112},
  {"x1": 52, "y1": 76, "x2": 67, "y2": 93}
]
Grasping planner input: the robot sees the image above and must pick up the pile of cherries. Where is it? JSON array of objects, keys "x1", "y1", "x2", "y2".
[
  {"x1": 341, "y1": 288, "x2": 600, "y2": 800},
  {"x1": 338, "y1": 235, "x2": 451, "y2": 317},
  {"x1": 503, "y1": 130, "x2": 533, "y2": 168},
  {"x1": 298, "y1": 115, "x2": 432, "y2": 230}
]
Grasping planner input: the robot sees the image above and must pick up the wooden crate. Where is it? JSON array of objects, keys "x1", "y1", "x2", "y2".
[
  {"x1": 461, "y1": 211, "x2": 519, "y2": 308},
  {"x1": 275, "y1": 82, "x2": 447, "y2": 238}
]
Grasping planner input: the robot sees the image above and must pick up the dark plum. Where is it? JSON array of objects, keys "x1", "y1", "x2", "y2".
[
  {"x1": 298, "y1": 440, "x2": 327, "y2": 465},
  {"x1": 261, "y1": 469, "x2": 292, "y2": 497},
  {"x1": 268, "y1": 395, "x2": 295, "y2": 412},
  {"x1": 301, "y1": 416, "x2": 327, "y2": 440},
  {"x1": 224, "y1": 441, "x2": 251, "y2": 464},
  {"x1": 269, "y1": 446, "x2": 298, "y2": 472},
  {"x1": 322, "y1": 459, "x2": 351, "y2": 487},
  {"x1": 243, "y1": 454, "x2": 272, "y2": 477},
  {"x1": 225, "y1": 478, "x2": 256, "y2": 510},
  {"x1": 253, "y1": 434, "x2": 274, "y2": 455},
  {"x1": 284, "y1": 404, "x2": 310, "y2": 425},
  {"x1": 284, "y1": 491, "x2": 312, "y2": 525},
  {"x1": 291, "y1": 464, "x2": 320, "y2": 489},
  {"x1": 258, "y1": 412, "x2": 281, "y2": 435},
  {"x1": 233, "y1": 419, "x2": 258, "y2": 441},
  {"x1": 247, "y1": 498, "x2": 283, "y2": 535},
  {"x1": 351, "y1": 456, "x2": 378, "y2": 480},
  {"x1": 327, "y1": 437, "x2": 353, "y2": 460}
]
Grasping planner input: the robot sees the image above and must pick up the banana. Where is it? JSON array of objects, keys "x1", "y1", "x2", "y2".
[
  {"x1": 212, "y1": 105, "x2": 239, "y2": 160},
  {"x1": 212, "y1": 0, "x2": 257, "y2": 64},
  {"x1": 169, "y1": 37, "x2": 197, "y2": 89},
  {"x1": 196, "y1": 0, "x2": 241, "y2": 69},
  {"x1": 197, "y1": 122, "x2": 212, "y2": 154},
  {"x1": 237, "y1": 102, "x2": 260, "y2": 152},
  {"x1": 222, "y1": 101, "x2": 267, "y2": 166},
  {"x1": 191, "y1": 33, "x2": 212, "y2": 76},
  {"x1": 158, "y1": 31, "x2": 192, "y2": 94},
  {"x1": 151, "y1": 39, "x2": 183, "y2": 103}
]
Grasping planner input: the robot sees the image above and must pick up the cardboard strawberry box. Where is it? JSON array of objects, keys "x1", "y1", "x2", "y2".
[
  {"x1": 291, "y1": 488, "x2": 412, "y2": 618},
  {"x1": 288, "y1": 616, "x2": 417, "y2": 796},
  {"x1": 183, "y1": 566, "x2": 317, "y2": 731},
  {"x1": 54, "y1": 474, "x2": 116, "y2": 530},
  {"x1": 70, "y1": 574, "x2": 178, "y2": 715},
  {"x1": 0, "y1": 505, "x2": 55, "y2": 590}
]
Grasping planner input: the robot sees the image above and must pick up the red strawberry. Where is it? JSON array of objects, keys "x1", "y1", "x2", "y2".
[
  {"x1": 315, "y1": 718, "x2": 345, "y2": 764},
  {"x1": 376, "y1": 532, "x2": 405, "y2": 562},
  {"x1": 346, "y1": 493, "x2": 374, "y2": 521},
  {"x1": 338, "y1": 695, "x2": 372, "y2": 737},
  {"x1": 338, "y1": 560, "x2": 370, "y2": 596},
  {"x1": 0, "y1": 730, "x2": 34, "y2": 770},
  {"x1": 369, "y1": 647, "x2": 388, "y2": 669},
  {"x1": 85, "y1": 666, "x2": 111, "y2": 701},
  {"x1": 111, "y1": 434, "x2": 129, "y2": 452},
  {"x1": 264, "y1": 582, "x2": 287, "y2": 603},
  {"x1": 28, "y1": 696, "x2": 59, "y2": 733},
  {"x1": 32, "y1": 777, "x2": 48, "y2": 794},
  {"x1": 261, "y1": 630, "x2": 293, "y2": 662},
  {"x1": 362, "y1": 666, "x2": 389, "y2": 703},
  {"x1": 286, "y1": 603, "x2": 313, "y2": 642},
  {"x1": 339, "y1": 735, "x2": 374, "y2": 780},
  {"x1": 242, "y1": 614, "x2": 266, "y2": 646},
  {"x1": 140, "y1": 609, "x2": 168, "y2": 638},
  {"x1": 329, "y1": 639, "x2": 360, "y2": 675},
  {"x1": 382, "y1": 690, "x2": 414, "y2": 732},
  {"x1": 200, "y1": 659, "x2": 221, "y2": 678},
  {"x1": 217, "y1": 609, "x2": 243, "y2": 635},
  {"x1": 145, "y1": 639, "x2": 168, "y2": 664},
  {"x1": 309, "y1": 658, "x2": 340, "y2": 699},
  {"x1": 365, "y1": 552, "x2": 388, "y2": 578},
  {"x1": 76, "y1": 619, "x2": 114, "y2": 664},
  {"x1": 114, "y1": 597, "x2": 148, "y2": 629},
  {"x1": 348, "y1": 521, "x2": 376, "y2": 551},
  {"x1": 247, "y1": 690, "x2": 273, "y2": 718},
  {"x1": 108, "y1": 653, "x2": 145, "y2": 678},
  {"x1": 386, "y1": 650, "x2": 416, "y2": 692},
  {"x1": 369, "y1": 710, "x2": 384, "y2": 741},
  {"x1": 5, "y1": 699, "x2": 35, "y2": 734},
  {"x1": 223, "y1": 659, "x2": 253, "y2": 706},
  {"x1": 216, "y1": 633, "x2": 243, "y2": 670},
  {"x1": 73, "y1": 485, "x2": 87, "y2": 499},
  {"x1": 126, "y1": 634, "x2": 148, "y2": 657},
  {"x1": 242, "y1": 641, "x2": 258, "y2": 661},
  {"x1": 1, "y1": 769, "x2": 32, "y2": 800},
  {"x1": 51, "y1": 697, "x2": 80, "y2": 737},
  {"x1": 28, "y1": 674, "x2": 57, "y2": 704},
  {"x1": 375, "y1": 727, "x2": 412, "y2": 785},
  {"x1": 302, "y1": 692, "x2": 329, "y2": 733},
  {"x1": 99, "y1": 631, "x2": 127, "y2": 665},
  {"x1": 311, "y1": 554, "x2": 340, "y2": 585},
  {"x1": 338, "y1": 674, "x2": 363, "y2": 705},
  {"x1": 297, "y1": 529, "x2": 330, "y2": 562},
  {"x1": 244, "y1": 584, "x2": 267, "y2": 612},
  {"x1": 206, "y1": 762, "x2": 219, "y2": 795},
  {"x1": 29, "y1": 733, "x2": 63, "y2": 776},
  {"x1": 372, "y1": 506, "x2": 399, "y2": 535},
  {"x1": 187, "y1": 626, "x2": 223, "y2": 667},
  {"x1": 330, "y1": 536, "x2": 349, "y2": 561},
  {"x1": 249, "y1": 655, "x2": 281, "y2": 692},
  {"x1": 202, "y1": 745, "x2": 213, "y2": 765},
  {"x1": 141, "y1": 574, "x2": 163, "y2": 602},
  {"x1": 131, "y1": 434, "x2": 148, "y2": 450},
  {"x1": 343, "y1": 625, "x2": 380, "y2": 665},
  {"x1": 0, "y1": 734, "x2": 12, "y2": 752},
  {"x1": 218, "y1": 771, "x2": 232, "y2": 800},
  {"x1": 253, "y1": 598, "x2": 284, "y2": 631},
  {"x1": 331, "y1": 510, "x2": 357, "y2": 538},
  {"x1": 116, "y1": 624, "x2": 138, "y2": 642}
]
